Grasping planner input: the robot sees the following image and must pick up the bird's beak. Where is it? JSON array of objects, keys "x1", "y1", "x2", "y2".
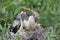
[
  {"x1": 37, "y1": 24, "x2": 43, "y2": 29},
  {"x1": 20, "y1": 11, "x2": 26, "y2": 14}
]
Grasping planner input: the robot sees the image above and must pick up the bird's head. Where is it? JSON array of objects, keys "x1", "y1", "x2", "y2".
[
  {"x1": 20, "y1": 10, "x2": 26, "y2": 14},
  {"x1": 37, "y1": 24, "x2": 43, "y2": 29}
]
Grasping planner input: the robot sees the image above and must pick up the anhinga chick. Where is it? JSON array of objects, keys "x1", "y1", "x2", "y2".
[
  {"x1": 17, "y1": 8, "x2": 41, "y2": 32},
  {"x1": 10, "y1": 10, "x2": 28, "y2": 33}
]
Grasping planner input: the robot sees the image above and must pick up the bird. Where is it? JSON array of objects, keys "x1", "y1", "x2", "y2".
[
  {"x1": 10, "y1": 10, "x2": 29, "y2": 33},
  {"x1": 17, "y1": 8, "x2": 42, "y2": 32},
  {"x1": 10, "y1": 8, "x2": 42, "y2": 33}
]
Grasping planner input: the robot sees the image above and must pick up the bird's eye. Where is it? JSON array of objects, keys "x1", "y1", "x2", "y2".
[{"x1": 40, "y1": 24, "x2": 43, "y2": 26}]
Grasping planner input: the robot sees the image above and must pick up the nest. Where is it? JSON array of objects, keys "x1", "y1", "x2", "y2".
[{"x1": 10, "y1": 27, "x2": 53, "y2": 40}]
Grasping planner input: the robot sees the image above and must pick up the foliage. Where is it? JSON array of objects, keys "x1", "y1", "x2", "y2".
[{"x1": 0, "y1": 0, "x2": 60, "y2": 40}]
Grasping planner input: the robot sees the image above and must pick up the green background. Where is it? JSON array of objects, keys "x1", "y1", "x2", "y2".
[{"x1": 0, "y1": 0, "x2": 60, "y2": 40}]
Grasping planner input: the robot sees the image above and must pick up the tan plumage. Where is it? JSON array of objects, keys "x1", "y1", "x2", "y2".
[{"x1": 16, "y1": 8, "x2": 41, "y2": 33}]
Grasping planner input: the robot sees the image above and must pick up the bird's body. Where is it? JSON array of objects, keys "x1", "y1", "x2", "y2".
[
  {"x1": 10, "y1": 11, "x2": 29, "y2": 33},
  {"x1": 23, "y1": 16, "x2": 35, "y2": 31}
]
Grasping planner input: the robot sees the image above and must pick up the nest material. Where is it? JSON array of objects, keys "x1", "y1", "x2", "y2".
[{"x1": 10, "y1": 27, "x2": 53, "y2": 40}]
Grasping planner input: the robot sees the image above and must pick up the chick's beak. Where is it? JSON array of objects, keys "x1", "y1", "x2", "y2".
[{"x1": 37, "y1": 24, "x2": 43, "y2": 29}]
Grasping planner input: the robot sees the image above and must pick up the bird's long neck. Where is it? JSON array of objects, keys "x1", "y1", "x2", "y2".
[
  {"x1": 19, "y1": 14, "x2": 23, "y2": 31},
  {"x1": 30, "y1": 8, "x2": 40, "y2": 19}
]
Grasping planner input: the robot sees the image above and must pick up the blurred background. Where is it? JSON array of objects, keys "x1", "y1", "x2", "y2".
[{"x1": 0, "y1": 0, "x2": 60, "y2": 40}]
